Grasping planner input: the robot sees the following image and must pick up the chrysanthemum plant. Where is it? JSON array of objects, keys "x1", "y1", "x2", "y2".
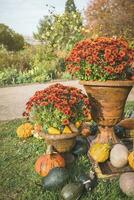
[
  {"x1": 23, "y1": 84, "x2": 90, "y2": 133},
  {"x1": 65, "y1": 37, "x2": 134, "y2": 81}
]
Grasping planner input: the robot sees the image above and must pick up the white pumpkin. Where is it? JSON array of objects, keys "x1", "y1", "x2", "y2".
[
  {"x1": 32, "y1": 130, "x2": 43, "y2": 139},
  {"x1": 119, "y1": 172, "x2": 134, "y2": 197},
  {"x1": 110, "y1": 144, "x2": 128, "y2": 168}
]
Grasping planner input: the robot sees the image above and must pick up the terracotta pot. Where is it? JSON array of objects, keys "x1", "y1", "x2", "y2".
[
  {"x1": 40, "y1": 132, "x2": 79, "y2": 153},
  {"x1": 80, "y1": 80, "x2": 134, "y2": 144}
]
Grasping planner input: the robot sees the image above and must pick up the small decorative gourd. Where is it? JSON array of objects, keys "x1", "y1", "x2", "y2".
[
  {"x1": 128, "y1": 151, "x2": 134, "y2": 170},
  {"x1": 61, "y1": 183, "x2": 84, "y2": 200},
  {"x1": 16, "y1": 123, "x2": 33, "y2": 138},
  {"x1": 77, "y1": 171, "x2": 97, "y2": 191},
  {"x1": 63, "y1": 126, "x2": 72, "y2": 134},
  {"x1": 75, "y1": 121, "x2": 81, "y2": 128},
  {"x1": 81, "y1": 128, "x2": 90, "y2": 137},
  {"x1": 114, "y1": 125, "x2": 126, "y2": 138},
  {"x1": 35, "y1": 145, "x2": 65, "y2": 177},
  {"x1": 81, "y1": 122, "x2": 90, "y2": 137},
  {"x1": 110, "y1": 144, "x2": 128, "y2": 168},
  {"x1": 129, "y1": 129, "x2": 134, "y2": 138},
  {"x1": 48, "y1": 127, "x2": 61, "y2": 135},
  {"x1": 34, "y1": 124, "x2": 42, "y2": 132},
  {"x1": 89, "y1": 143, "x2": 110, "y2": 163},
  {"x1": 32, "y1": 130, "x2": 43, "y2": 139},
  {"x1": 72, "y1": 136, "x2": 88, "y2": 156},
  {"x1": 69, "y1": 123, "x2": 78, "y2": 133}
]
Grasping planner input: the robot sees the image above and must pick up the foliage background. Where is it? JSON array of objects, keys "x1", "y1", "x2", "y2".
[
  {"x1": 0, "y1": 0, "x2": 84, "y2": 86},
  {"x1": 0, "y1": 0, "x2": 134, "y2": 86},
  {"x1": 84, "y1": 0, "x2": 134, "y2": 41},
  {"x1": 0, "y1": 23, "x2": 25, "y2": 51}
]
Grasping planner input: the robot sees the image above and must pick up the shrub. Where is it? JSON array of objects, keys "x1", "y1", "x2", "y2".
[
  {"x1": 0, "y1": 68, "x2": 18, "y2": 86},
  {"x1": 0, "y1": 66, "x2": 52, "y2": 86},
  {"x1": 61, "y1": 72, "x2": 72, "y2": 80},
  {"x1": 16, "y1": 67, "x2": 51, "y2": 84},
  {"x1": 0, "y1": 45, "x2": 34, "y2": 71},
  {"x1": 0, "y1": 24, "x2": 25, "y2": 51}
]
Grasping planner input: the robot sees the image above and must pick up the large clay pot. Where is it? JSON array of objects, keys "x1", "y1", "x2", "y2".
[{"x1": 80, "y1": 80, "x2": 134, "y2": 144}]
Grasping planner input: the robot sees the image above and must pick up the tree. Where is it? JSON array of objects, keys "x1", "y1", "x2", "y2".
[
  {"x1": 0, "y1": 24, "x2": 25, "y2": 51},
  {"x1": 85, "y1": 0, "x2": 134, "y2": 41},
  {"x1": 65, "y1": 0, "x2": 77, "y2": 13},
  {"x1": 34, "y1": 3, "x2": 83, "y2": 51}
]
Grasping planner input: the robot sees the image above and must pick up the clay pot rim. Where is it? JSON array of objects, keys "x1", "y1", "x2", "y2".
[
  {"x1": 40, "y1": 132, "x2": 79, "y2": 140},
  {"x1": 80, "y1": 80, "x2": 134, "y2": 87}
]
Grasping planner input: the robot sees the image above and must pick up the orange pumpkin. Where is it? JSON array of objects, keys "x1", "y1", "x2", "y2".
[{"x1": 35, "y1": 146, "x2": 65, "y2": 177}]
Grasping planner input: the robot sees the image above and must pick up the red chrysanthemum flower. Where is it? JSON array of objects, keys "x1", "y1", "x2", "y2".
[
  {"x1": 65, "y1": 37, "x2": 134, "y2": 81},
  {"x1": 23, "y1": 84, "x2": 90, "y2": 130}
]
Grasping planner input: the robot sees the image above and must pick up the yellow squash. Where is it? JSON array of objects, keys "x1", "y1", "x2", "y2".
[
  {"x1": 48, "y1": 127, "x2": 61, "y2": 135},
  {"x1": 129, "y1": 130, "x2": 134, "y2": 138},
  {"x1": 128, "y1": 151, "x2": 134, "y2": 170},
  {"x1": 89, "y1": 143, "x2": 110, "y2": 163}
]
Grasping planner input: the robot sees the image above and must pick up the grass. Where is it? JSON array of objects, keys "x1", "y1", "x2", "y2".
[{"x1": 0, "y1": 102, "x2": 134, "y2": 200}]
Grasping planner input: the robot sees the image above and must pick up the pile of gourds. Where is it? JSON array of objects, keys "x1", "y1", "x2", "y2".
[
  {"x1": 46, "y1": 120, "x2": 93, "y2": 136},
  {"x1": 89, "y1": 141, "x2": 134, "y2": 197},
  {"x1": 16, "y1": 121, "x2": 134, "y2": 198},
  {"x1": 89, "y1": 142, "x2": 134, "y2": 170},
  {"x1": 16, "y1": 121, "x2": 93, "y2": 139},
  {"x1": 16, "y1": 123, "x2": 42, "y2": 139},
  {"x1": 34, "y1": 143, "x2": 97, "y2": 200},
  {"x1": 47, "y1": 122, "x2": 80, "y2": 135}
]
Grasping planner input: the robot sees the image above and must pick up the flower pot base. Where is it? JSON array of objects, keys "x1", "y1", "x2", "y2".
[{"x1": 92, "y1": 126, "x2": 119, "y2": 144}]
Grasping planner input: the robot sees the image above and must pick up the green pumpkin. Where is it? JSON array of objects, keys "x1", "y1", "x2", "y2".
[
  {"x1": 90, "y1": 124, "x2": 98, "y2": 135},
  {"x1": 72, "y1": 136, "x2": 88, "y2": 156},
  {"x1": 114, "y1": 125, "x2": 126, "y2": 138},
  {"x1": 61, "y1": 183, "x2": 84, "y2": 200},
  {"x1": 42, "y1": 167, "x2": 69, "y2": 190}
]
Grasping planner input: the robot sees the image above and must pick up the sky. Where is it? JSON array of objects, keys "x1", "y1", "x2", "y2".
[{"x1": 0, "y1": 0, "x2": 89, "y2": 36}]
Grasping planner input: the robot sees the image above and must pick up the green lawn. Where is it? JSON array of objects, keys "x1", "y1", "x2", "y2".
[{"x1": 0, "y1": 102, "x2": 134, "y2": 200}]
